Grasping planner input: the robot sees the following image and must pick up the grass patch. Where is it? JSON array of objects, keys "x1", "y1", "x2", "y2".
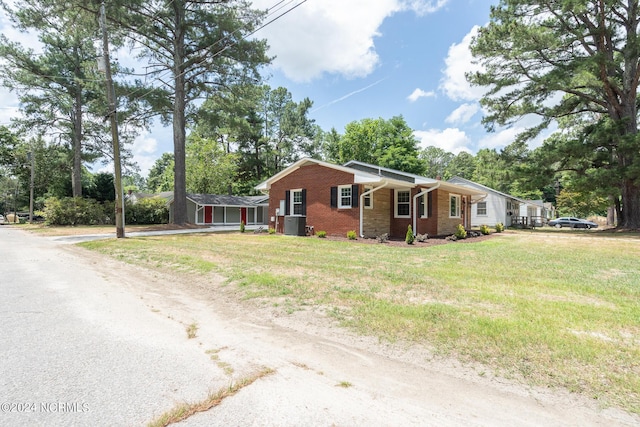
[
  {"x1": 81, "y1": 231, "x2": 640, "y2": 414},
  {"x1": 186, "y1": 323, "x2": 198, "y2": 339},
  {"x1": 146, "y1": 367, "x2": 274, "y2": 427}
]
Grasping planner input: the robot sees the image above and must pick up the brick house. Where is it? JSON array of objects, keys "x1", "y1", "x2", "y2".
[{"x1": 256, "y1": 158, "x2": 486, "y2": 238}]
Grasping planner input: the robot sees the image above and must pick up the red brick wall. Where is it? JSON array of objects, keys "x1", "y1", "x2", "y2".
[
  {"x1": 268, "y1": 164, "x2": 360, "y2": 236},
  {"x1": 389, "y1": 188, "x2": 439, "y2": 238}
]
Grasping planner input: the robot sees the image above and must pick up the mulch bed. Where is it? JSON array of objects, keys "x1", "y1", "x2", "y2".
[{"x1": 316, "y1": 232, "x2": 497, "y2": 247}]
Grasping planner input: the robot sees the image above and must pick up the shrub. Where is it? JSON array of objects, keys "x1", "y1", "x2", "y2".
[
  {"x1": 240, "y1": 220, "x2": 246, "y2": 233},
  {"x1": 405, "y1": 225, "x2": 415, "y2": 244},
  {"x1": 42, "y1": 197, "x2": 113, "y2": 226},
  {"x1": 316, "y1": 230, "x2": 327, "y2": 238},
  {"x1": 495, "y1": 222, "x2": 505, "y2": 233},
  {"x1": 479, "y1": 224, "x2": 491, "y2": 235},
  {"x1": 454, "y1": 224, "x2": 467, "y2": 239},
  {"x1": 346, "y1": 230, "x2": 357, "y2": 240},
  {"x1": 125, "y1": 198, "x2": 169, "y2": 225},
  {"x1": 268, "y1": 227, "x2": 276, "y2": 234}
]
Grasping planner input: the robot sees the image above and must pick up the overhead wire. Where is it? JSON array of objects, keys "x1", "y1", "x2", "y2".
[
  {"x1": 117, "y1": 0, "x2": 309, "y2": 104},
  {"x1": 3, "y1": 0, "x2": 309, "y2": 123}
]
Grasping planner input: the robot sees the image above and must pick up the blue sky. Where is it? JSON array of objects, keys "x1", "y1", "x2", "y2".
[{"x1": 1, "y1": 0, "x2": 540, "y2": 177}]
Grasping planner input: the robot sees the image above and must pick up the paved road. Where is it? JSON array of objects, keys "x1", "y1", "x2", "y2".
[
  {"x1": 0, "y1": 227, "x2": 222, "y2": 426},
  {"x1": 1, "y1": 226, "x2": 638, "y2": 426}
]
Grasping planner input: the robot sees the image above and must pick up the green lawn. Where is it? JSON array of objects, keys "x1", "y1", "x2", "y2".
[{"x1": 80, "y1": 231, "x2": 640, "y2": 414}]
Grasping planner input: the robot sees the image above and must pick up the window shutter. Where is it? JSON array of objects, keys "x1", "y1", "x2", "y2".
[
  {"x1": 351, "y1": 184, "x2": 359, "y2": 208},
  {"x1": 427, "y1": 192, "x2": 433, "y2": 217},
  {"x1": 301, "y1": 189, "x2": 307, "y2": 216},
  {"x1": 285, "y1": 190, "x2": 291, "y2": 216},
  {"x1": 330, "y1": 186, "x2": 337, "y2": 208}
]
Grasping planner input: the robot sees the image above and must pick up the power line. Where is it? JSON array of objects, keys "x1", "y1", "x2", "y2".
[{"x1": 119, "y1": 0, "x2": 309, "y2": 104}]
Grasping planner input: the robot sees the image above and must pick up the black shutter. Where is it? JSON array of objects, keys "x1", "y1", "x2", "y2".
[
  {"x1": 351, "y1": 184, "x2": 359, "y2": 208},
  {"x1": 285, "y1": 190, "x2": 290, "y2": 216},
  {"x1": 330, "y1": 186, "x2": 337, "y2": 208},
  {"x1": 427, "y1": 192, "x2": 433, "y2": 217},
  {"x1": 301, "y1": 189, "x2": 307, "y2": 216}
]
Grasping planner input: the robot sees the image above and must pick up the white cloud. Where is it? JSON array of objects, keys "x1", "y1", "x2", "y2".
[
  {"x1": 252, "y1": 0, "x2": 446, "y2": 82},
  {"x1": 402, "y1": 0, "x2": 450, "y2": 15},
  {"x1": 414, "y1": 128, "x2": 472, "y2": 153},
  {"x1": 445, "y1": 103, "x2": 479, "y2": 124},
  {"x1": 440, "y1": 25, "x2": 486, "y2": 102},
  {"x1": 0, "y1": 88, "x2": 21, "y2": 126},
  {"x1": 407, "y1": 88, "x2": 436, "y2": 102},
  {"x1": 131, "y1": 131, "x2": 159, "y2": 176}
]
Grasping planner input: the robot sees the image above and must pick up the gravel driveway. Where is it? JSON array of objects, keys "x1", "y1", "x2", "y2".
[{"x1": 1, "y1": 226, "x2": 637, "y2": 426}]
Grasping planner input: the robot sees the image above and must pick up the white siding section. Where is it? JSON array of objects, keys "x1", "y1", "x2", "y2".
[
  {"x1": 471, "y1": 192, "x2": 507, "y2": 227},
  {"x1": 448, "y1": 177, "x2": 514, "y2": 227}
]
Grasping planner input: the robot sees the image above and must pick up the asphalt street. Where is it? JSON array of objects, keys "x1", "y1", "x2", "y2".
[{"x1": 0, "y1": 226, "x2": 222, "y2": 426}]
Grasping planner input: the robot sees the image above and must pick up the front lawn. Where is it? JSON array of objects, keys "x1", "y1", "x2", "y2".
[{"x1": 79, "y1": 231, "x2": 640, "y2": 414}]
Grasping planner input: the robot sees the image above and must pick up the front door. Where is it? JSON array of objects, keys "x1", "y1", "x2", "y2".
[
  {"x1": 241, "y1": 208, "x2": 247, "y2": 225},
  {"x1": 204, "y1": 206, "x2": 213, "y2": 224}
]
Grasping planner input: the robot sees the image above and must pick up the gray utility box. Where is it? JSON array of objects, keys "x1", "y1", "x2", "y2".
[{"x1": 284, "y1": 216, "x2": 306, "y2": 236}]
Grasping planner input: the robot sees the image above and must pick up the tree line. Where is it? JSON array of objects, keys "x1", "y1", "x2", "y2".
[{"x1": 1, "y1": 0, "x2": 639, "y2": 227}]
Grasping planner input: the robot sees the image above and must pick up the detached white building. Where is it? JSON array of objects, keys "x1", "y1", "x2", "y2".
[{"x1": 448, "y1": 176, "x2": 547, "y2": 227}]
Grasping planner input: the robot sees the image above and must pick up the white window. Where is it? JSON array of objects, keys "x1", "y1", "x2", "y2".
[
  {"x1": 291, "y1": 189, "x2": 303, "y2": 215},
  {"x1": 338, "y1": 185, "x2": 351, "y2": 209},
  {"x1": 395, "y1": 190, "x2": 410, "y2": 218},
  {"x1": 477, "y1": 201, "x2": 487, "y2": 216},
  {"x1": 450, "y1": 194, "x2": 461, "y2": 218},
  {"x1": 363, "y1": 186, "x2": 373, "y2": 209}
]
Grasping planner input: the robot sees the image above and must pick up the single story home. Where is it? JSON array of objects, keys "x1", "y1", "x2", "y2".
[
  {"x1": 167, "y1": 193, "x2": 269, "y2": 226},
  {"x1": 447, "y1": 176, "x2": 552, "y2": 227},
  {"x1": 255, "y1": 158, "x2": 486, "y2": 238}
]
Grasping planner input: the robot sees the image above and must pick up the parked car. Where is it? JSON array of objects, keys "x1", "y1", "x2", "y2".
[
  {"x1": 548, "y1": 217, "x2": 598, "y2": 229},
  {"x1": 0, "y1": 214, "x2": 5, "y2": 225}
]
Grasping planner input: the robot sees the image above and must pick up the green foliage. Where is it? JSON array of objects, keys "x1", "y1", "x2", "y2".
[
  {"x1": 346, "y1": 230, "x2": 357, "y2": 240},
  {"x1": 147, "y1": 153, "x2": 175, "y2": 193},
  {"x1": 445, "y1": 152, "x2": 476, "y2": 180},
  {"x1": 479, "y1": 224, "x2": 491, "y2": 235},
  {"x1": 420, "y1": 146, "x2": 453, "y2": 179},
  {"x1": 454, "y1": 224, "x2": 467, "y2": 239},
  {"x1": 186, "y1": 134, "x2": 238, "y2": 194},
  {"x1": 240, "y1": 220, "x2": 245, "y2": 233},
  {"x1": 405, "y1": 225, "x2": 415, "y2": 244},
  {"x1": 495, "y1": 222, "x2": 505, "y2": 233},
  {"x1": 126, "y1": 198, "x2": 169, "y2": 225},
  {"x1": 556, "y1": 189, "x2": 608, "y2": 218},
  {"x1": 85, "y1": 173, "x2": 115, "y2": 202},
  {"x1": 316, "y1": 230, "x2": 327, "y2": 238},
  {"x1": 469, "y1": 1, "x2": 640, "y2": 228},
  {"x1": 328, "y1": 116, "x2": 424, "y2": 175},
  {"x1": 268, "y1": 227, "x2": 276, "y2": 234},
  {"x1": 42, "y1": 197, "x2": 113, "y2": 226}
]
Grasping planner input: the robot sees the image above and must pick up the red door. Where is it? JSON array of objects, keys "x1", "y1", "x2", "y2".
[
  {"x1": 241, "y1": 208, "x2": 247, "y2": 225},
  {"x1": 204, "y1": 206, "x2": 213, "y2": 224}
]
